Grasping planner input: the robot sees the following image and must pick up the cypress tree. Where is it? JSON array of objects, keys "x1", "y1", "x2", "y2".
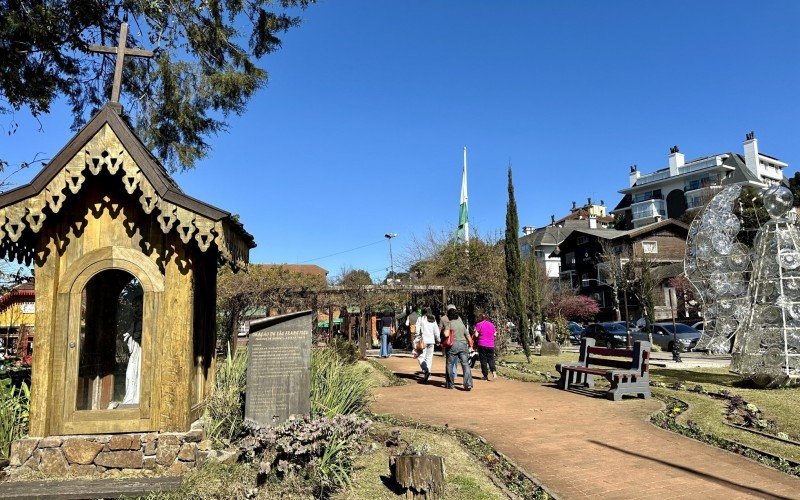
[{"x1": 505, "y1": 166, "x2": 530, "y2": 361}]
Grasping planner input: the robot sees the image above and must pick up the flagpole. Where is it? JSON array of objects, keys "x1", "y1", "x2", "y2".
[{"x1": 463, "y1": 147, "x2": 469, "y2": 244}]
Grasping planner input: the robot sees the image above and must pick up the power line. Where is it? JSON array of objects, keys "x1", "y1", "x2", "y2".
[{"x1": 299, "y1": 239, "x2": 385, "y2": 264}]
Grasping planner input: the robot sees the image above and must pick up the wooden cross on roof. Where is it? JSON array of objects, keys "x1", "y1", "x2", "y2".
[{"x1": 89, "y1": 21, "x2": 154, "y2": 109}]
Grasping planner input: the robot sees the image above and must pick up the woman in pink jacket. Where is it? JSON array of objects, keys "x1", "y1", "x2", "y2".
[{"x1": 474, "y1": 313, "x2": 497, "y2": 380}]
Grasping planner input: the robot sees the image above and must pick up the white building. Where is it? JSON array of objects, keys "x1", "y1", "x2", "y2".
[
  {"x1": 520, "y1": 199, "x2": 614, "y2": 279},
  {"x1": 612, "y1": 132, "x2": 787, "y2": 229}
]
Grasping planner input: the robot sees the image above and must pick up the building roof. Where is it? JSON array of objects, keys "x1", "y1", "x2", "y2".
[
  {"x1": 0, "y1": 281, "x2": 35, "y2": 311},
  {"x1": 651, "y1": 262, "x2": 685, "y2": 283},
  {"x1": 0, "y1": 104, "x2": 255, "y2": 267},
  {"x1": 568, "y1": 219, "x2": 689, "y2": 242},
  {"x1": 257, "y1": 264, "x2": 329, "y2": 276},
  {"x1": 554, "y1": 208, "x2": 614, "y2": 225}
]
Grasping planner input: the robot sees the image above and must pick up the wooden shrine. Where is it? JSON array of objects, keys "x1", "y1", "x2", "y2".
[{"x1": 0, "y1": 103, "x2": 254, "y2": 437}]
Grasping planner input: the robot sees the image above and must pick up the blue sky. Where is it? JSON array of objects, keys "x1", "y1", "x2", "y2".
[{"x1": 2, "y1": 1, "x2": 800, "y2": 281}]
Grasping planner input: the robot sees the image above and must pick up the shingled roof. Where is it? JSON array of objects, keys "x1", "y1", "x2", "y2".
[{"x1": 0, "y1": 104, "x2": 254, "y2": 268}]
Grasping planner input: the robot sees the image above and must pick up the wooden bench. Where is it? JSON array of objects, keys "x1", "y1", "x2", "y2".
[{"x1": 556, "y1": 338, "x2": 651, "y2": 401}]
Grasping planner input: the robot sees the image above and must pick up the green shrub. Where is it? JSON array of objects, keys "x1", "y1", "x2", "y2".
[
  {"x1": 205, "y1": 346, "x2": 248, "y2": 447},
  {"x1": 0, "y1": 379, "x2": 29, "y2": 459},
  {"x1": 311, "y1": 348, "x2": 372, "y2": 418},
  {"x1": 327, "y1": 338, "x2": 359, "y2": 365}
]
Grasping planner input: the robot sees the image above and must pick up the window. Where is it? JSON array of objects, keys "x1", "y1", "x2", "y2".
[
  {"x1": 534, "y1": 249, "x2": 545, "y2": 258},
  {"x1": 577, "y1": 236, "x2": 590, "y2": 245},
  {"x1": 633, "y1": 189, "x2": 663, "y2": 203},
  {"x1": 565, "y1": 252, "x2": 575, "y2": 266},
  {"x1": 612, "y1": 245, "x2": 625, "y2": 255},
  {"x1": 77, "y1": 269, "x2": 143, "y2": 411},
  {"x1": 642, "y1": 241, "x2": 658, "y2": 254}
]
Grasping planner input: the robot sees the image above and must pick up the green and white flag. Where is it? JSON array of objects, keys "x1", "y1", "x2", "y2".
[{"x1": 457, "y1": 147, "x2": 469, "y2": 244}]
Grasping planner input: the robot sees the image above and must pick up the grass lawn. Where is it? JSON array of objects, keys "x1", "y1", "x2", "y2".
[
  {"x1": 338, "y1": 421, "x2": 506, "y2": 500},
  {"x1": 499, "y1": 351, "x2": 800, "y2": 462}
]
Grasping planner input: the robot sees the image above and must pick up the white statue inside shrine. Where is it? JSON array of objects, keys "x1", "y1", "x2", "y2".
[{"x1": 121, "y1": 319, "x2": 142, "y2": 405}]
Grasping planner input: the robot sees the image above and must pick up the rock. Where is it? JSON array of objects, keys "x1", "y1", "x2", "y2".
[
  {"x1": 62, "y1": 438, "x2": 103, "y2": 465},
  {"x1": 156, "y1": 445, "x2": 179, "y2": 466},
  {"x1": 168, "y1": 460, "x2": 190, "y2": 474},
  {"x1": 158, "y1": 434, "x2": 181, "y2": 446},
  {"x1": 141, "y1": 433, "x2": 158, "y2": 444},
  {"x1": 143, "y1": 456, "x2": 158, "y2": 470},
  {"x1": 38, "y1": 437, "x2": 63, "y2": 448},
  {"x1": 143, "y1": 441, "x2": 157, "y2": 456},
  {"x1": 196, "y1": 450, "x2": 209, "y2": 467},
  {"x1": 177, "y1": 443, "x2": 196, "y2": 462},
  {"x1": 39, "y1": 448, "x2": 69, "y2": 475},
  {"x1": 94, "y1": 451, "x2": 144, "y2": 469},
  {"x1": 219, "y1": 450, "x2": 240, "y2": 465},
  {"x1": 9, "y1": 438, "x2": 39, "y2": 466},
  {"x1": 22, "y1": 449, "x2": 41, "y2": 470},
  {"x1": 109, "y1": 435, "x2": 137, "y2": 450},
  {"x1": 183, "y1": 430, "x2": 203, "y2": 443},
  {"x1": 540, "y1": 341, "x2": 562, "y2": 357},
  {"x1": 70, "y1": 464, "x2": 98, "y2": 475},
  {"x1": 197, "y1": 439, "x2": 212, "y2": 451}
]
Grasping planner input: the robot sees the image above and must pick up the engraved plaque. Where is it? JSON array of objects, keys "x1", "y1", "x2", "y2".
[{"x1": 245, "y1": 310, "x2": 312, "y2": 426}]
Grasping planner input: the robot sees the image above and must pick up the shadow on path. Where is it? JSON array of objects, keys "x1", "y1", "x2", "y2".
[{"x1": 588, "y1": 439, "x2": 793, "y2": 500}]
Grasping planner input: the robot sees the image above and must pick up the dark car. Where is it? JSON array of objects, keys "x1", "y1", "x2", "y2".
[
  {"x1": 633, "y1": 323, "x2": 701, "y2": 351},
  {"x1": 568, "y1": 322, "x2": 584, "y2": 345},
  {"x1": 581, "y1": 322, "x2": 630, "y2": 348}
]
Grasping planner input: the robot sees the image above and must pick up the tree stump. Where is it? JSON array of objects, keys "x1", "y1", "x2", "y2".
[{"x1": 389, "y1": 454, "x2": 445, "y2": 499}]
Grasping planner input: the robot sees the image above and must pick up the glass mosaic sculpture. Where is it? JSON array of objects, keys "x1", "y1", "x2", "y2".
[{"x1": 686, "y1": 185, "x2": 800, "y2": 387}]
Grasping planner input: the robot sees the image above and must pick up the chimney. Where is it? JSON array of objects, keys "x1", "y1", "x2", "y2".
[
  {"x1": 587, "y1": 197, "x2": 593, "y2": 206},
  {"x1": 571, "y1": 201, "x2": 577, "y2": 211},
  {"x1": 629, "y1": 165, "x2": 640, "y2": 187},
  {"x1": 522, "y1": 226, "x2": 534, "y2": 235},
  {"x1": 743, "y1": 131, "x2": 759, "y2": 178},
  {"x1": 550, "y1": 215, "x2": 556, "y2": 225},
  {"x1": 588, "y1": 214, "x2": 597, "y2": 229},
  {"x1": 668, "y1": 145, "x2": 684, "y2": 176}
]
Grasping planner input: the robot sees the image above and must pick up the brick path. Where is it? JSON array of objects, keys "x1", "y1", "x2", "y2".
[{"x1": 372, "y1": 355, "x2": 800, "y2": 500}]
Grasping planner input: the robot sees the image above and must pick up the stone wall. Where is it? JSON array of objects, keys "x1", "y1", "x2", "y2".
[{"x1": 7, "y1": 426, "x2": 221, "y2": 477}]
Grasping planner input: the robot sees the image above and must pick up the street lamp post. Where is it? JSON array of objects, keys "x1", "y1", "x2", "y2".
[{"x1": 385, "y1": 233, "x2": 398, "y2": 284}]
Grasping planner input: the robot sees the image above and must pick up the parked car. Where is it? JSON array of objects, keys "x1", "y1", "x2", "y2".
[
  {"x1": 581, "y1": 322, "x2": 630, "y2": 348},
  {"x1": 633, "y1": 323, "x2": 702, "y2": 351},
  {"x1": 568, "y1": 322, "x2": 584, "y2": 345},
  {"x1": 614, "y1": 321, "x2": 638, "y2": 331}
]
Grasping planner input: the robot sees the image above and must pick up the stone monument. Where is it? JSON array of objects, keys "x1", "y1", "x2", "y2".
[{"x1": 245, "y1": 310, "x2": 313, "y2": 426}]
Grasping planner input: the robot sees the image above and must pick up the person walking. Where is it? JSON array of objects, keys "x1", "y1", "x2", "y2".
[
  {"x1": 414, "y1": 308, "x2": 439, "y2": 382},
  {"x1": 405, "y1": 305, "x2": 420, "y2": 350},
  {"x1": 439, "y1": 304, "x2": 456, "y2": 386},
  {"x1": 446, "y1": 308, "x2": 473, "y2": 390},
  {"x1": 474, "y1": 313, "x2": 497, "y2": 380},
  {"x1": 380, "y1": 311, "x2": 395, "y2": 358}
]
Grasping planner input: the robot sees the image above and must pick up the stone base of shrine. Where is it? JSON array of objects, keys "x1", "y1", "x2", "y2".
[{"x1": 5, "y1": 424, "x2": 228, "y2": 477}]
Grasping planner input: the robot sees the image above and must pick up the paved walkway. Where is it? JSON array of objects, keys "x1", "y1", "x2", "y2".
[{"x1": 372, "y1": 355, "x2": 800, "y2": 500}]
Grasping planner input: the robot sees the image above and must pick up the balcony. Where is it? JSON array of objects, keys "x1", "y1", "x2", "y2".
[
  {"x1": 631, "y1": 199, "x2": 666, "y2": 221},
  {"x1": 636, "y1": 170, "x2": 670, "y2": 186}
]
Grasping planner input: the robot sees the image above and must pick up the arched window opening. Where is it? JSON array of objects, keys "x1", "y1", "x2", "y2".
[{"x1": 76, "y1": 269, "x2": 143, "y2": 410}]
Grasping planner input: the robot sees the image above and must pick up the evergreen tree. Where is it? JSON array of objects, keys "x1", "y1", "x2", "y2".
[
  {"x1": 527, "y1": 248, "x2": 546, "y2": 331},
  {"x1": 504, "y1": 166, "x2": 530, "y2": 360},
  {"x1": 0, "y1": 1, "x2": 315, "y2": 172}
]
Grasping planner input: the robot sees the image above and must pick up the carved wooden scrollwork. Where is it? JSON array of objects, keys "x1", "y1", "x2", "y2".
[
  {"x1": 157, "y1": 202, "x2": 177, "y2": 233},
  {"x1": 0, "y1": 124, "x2": 249, "y2": 267}
]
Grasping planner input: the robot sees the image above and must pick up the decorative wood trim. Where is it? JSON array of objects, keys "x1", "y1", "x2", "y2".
[{"x1": 0, "y1": 119, "x2": 251, "y2": 269}]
